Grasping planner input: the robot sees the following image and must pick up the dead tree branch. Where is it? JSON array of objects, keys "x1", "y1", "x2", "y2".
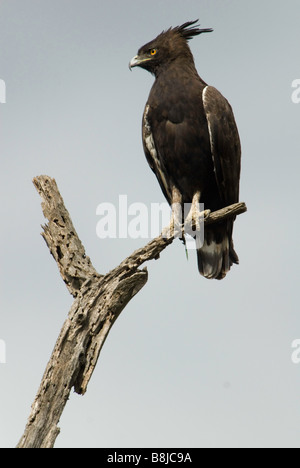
[{"x1": 17, "y1": 175, "x2": 247, "y2": 448}]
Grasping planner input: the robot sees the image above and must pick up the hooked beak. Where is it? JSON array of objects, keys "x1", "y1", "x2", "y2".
[{"x1": 129, "y1": 54, "x2": 151, "y2": 71}]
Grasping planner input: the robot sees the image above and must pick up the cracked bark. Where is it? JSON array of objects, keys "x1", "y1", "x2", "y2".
[{"x1": 16, "y1": 175, "x2": 247, "y2": 448}]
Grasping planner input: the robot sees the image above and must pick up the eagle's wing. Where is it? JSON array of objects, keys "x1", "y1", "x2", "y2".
[
  {"x1": 202, "y1": 86, "x2": 241, "y2": 205},
  {"x1": 142, "y1": 103, "x2": 173, "y2": 204}
]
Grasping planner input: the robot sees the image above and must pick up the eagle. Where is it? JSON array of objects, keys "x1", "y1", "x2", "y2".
[{"x1": 129, "y1": 20, "x2": 241, "y2": 279}]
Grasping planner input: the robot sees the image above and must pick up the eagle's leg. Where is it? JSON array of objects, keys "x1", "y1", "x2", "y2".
[
  {"x1": 184, "y1": 191, "x2": 211, "y2": 237},
  {"x1": 167, "y1": 186, "x2": 184, "y2": 239}
]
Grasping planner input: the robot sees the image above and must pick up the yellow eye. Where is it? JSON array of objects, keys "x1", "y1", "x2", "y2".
[{"x1": 150, "y1": 48, "x2": 157, "y2": 56}]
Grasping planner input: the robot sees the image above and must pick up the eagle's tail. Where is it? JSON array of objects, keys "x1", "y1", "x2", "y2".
[{"x1": 196, "y1": 221, "x2": 239, "y2": 280}]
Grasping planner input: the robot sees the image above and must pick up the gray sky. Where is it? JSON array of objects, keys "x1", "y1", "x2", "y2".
[{"x1": 1, "y1": 0, "x2": 300, "y2": 448}]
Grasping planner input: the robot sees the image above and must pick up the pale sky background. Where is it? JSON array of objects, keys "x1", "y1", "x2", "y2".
[{"x1": 1, "y1": 0, "x2": 300, "y2": 448}]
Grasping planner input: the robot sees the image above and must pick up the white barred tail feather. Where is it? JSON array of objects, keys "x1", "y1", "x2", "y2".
[{"x1": 196, "y1": 221, "x2": 239, "y2": 280}]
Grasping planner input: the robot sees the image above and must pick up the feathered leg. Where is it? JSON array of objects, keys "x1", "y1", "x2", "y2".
[
  {"x1": 162, "y1": 186, "x2": 184, "y2": 239},
  {"x1": 184, "y1": 191, "x2": 211, "y2": 237}
]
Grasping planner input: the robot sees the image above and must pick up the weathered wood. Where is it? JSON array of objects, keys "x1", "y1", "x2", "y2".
[
  {"x1": 204, "y1": 202, "x2": 247, "y2": 225},
  {"x1": 32, "y1": 177, "x2": 101, "y2": 297},
  {"x1": 17, "y1": 176, "x2": 148, "y2": 448},
  {"x1": 17, "y1": 175, "x2": 246, "y2": 448}
]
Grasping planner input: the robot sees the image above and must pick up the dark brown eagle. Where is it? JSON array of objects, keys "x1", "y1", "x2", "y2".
[{"x1": 129, "y1": 20, "x2": 241, "y2": 279}]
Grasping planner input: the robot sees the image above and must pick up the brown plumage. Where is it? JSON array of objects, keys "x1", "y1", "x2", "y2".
[{"x1": 130, "y1": 20, "x2": 241, "y2": 279}]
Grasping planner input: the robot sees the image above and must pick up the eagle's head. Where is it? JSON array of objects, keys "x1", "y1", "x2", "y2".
[{"x1": 129, "y1": 20, "x2": 213, "y2": 76}]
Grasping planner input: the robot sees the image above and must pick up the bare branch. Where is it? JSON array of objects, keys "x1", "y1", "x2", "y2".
[
  {"x1": 17, "y1": 175, "x2": 247, "y2": 448},
  {"x1": 204, "y1": 202, "x2": 247, "y2": 225}
]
